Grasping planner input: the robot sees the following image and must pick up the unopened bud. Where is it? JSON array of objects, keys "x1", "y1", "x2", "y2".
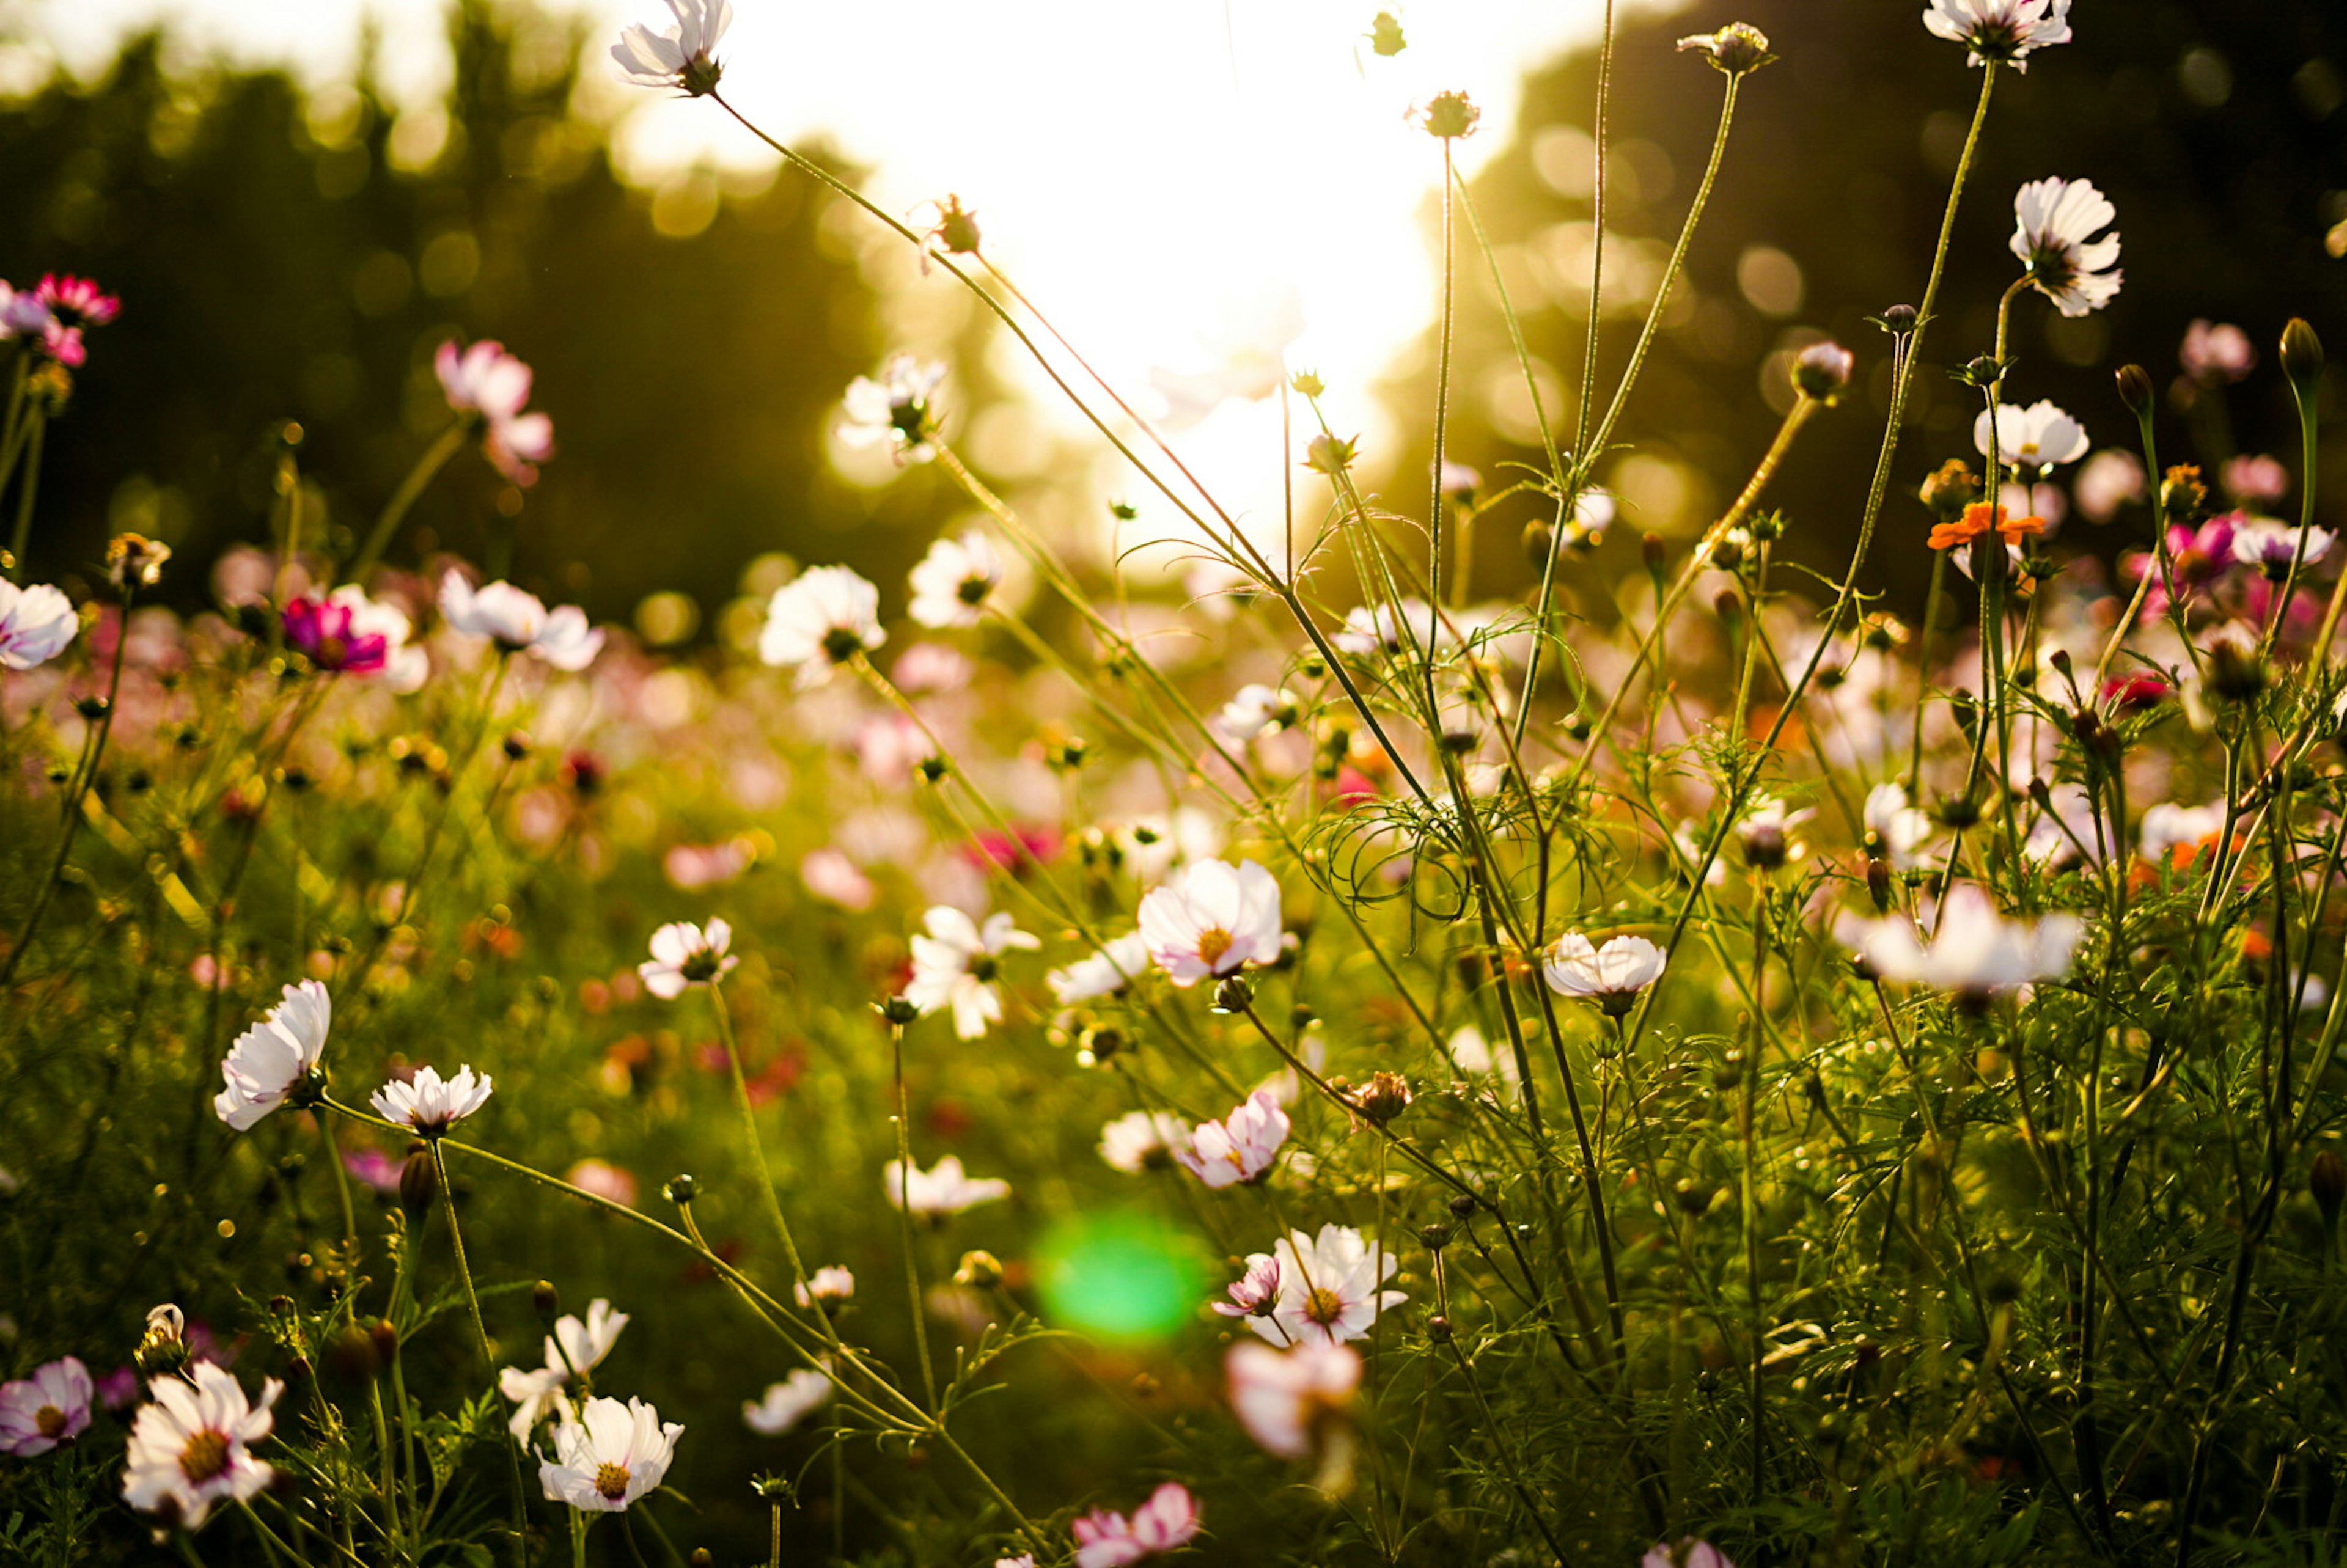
[
  {"x1": 663, "y1": 1173, "x2": 698, "y2": 1205},
  {"x1": 2313, "y1": 1150, "x2": 2346, "y2": 1227},
  {"x1": 534, "y1": 1280, "x2": 560, "y2": 1319},
  {"x1": 2282, "y1": 318, "x2": 2325, "y2": 389},
  {"x1": 932, "y1": 194, "x2": 982, "y2": 255},
  {"x1": 502, "y1": 730, "x2": 532, "y2": 762},
  {"x1": 1866, "y1": 857, "x2": 1892, "y2": 911},
  {"x1": 1521, "y1": 521, "x2": 1555, "y2": 566},
  {"x1": 1919, "y1": 460, "x2": 1978, "y2": 519},
  {"x1": 1448, "y1": 1193, "x2": 1479, "y2": 1217},
  {"x1": 877, "y1": 995, "x2": 922, "y2": 1027},
  {"x1": 1878, "y1": 304, "x2": 1918, "y2": 334},
  {"x1": 1675, "y1": 22, "x2": 1774, "y2": 75},
  {"x1": 1427, "y1": 1314, "x2": 1454, "y2": 1343},
  {"x1": 1211, "y1": 975, "x2": 1254, "y2": 1013},
  {"x1": 2115, "y1": 364, "x2": 2155, "y2": 416},
  {"x1": 1418, "y1": 1222, "x2": 1453, "y2": 1250},
  {"x1": 326, "y1": 1324, "x2": 380, "y2": 1384},
  {"x1": 398, "y1": 1144, "x2": 439, "y2": 1216},
  {"x1": 370, "y1": 1319, "x2": 400, "y2": 1369},
  {"x1": 953, "y1": 1250, "x2": 1004, "y2": 1289},
  {"x1": 1791, "y1": 340, "x2": 1854, "y2": 401},
  {"x1": 1642, "y1": 532, "x2": 1666, "y2": 575}
]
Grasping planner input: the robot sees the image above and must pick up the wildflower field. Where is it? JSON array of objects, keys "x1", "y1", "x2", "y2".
[{"x1": 6, "y1": 1, "x2": 2347, "y2": 1564}]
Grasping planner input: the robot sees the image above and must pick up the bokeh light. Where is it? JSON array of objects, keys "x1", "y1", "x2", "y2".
[{"x1": 1033, "y1": 1209, "x2": 1206, "y2": 1346}]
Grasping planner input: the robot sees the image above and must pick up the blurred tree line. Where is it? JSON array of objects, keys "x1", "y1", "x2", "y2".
[
  {"x1": 1426, "y1": 0, "x2": 2347, "y2": 615},
  {"x1": 0, "y1": 0, "x2": 975, "y2": 631}
]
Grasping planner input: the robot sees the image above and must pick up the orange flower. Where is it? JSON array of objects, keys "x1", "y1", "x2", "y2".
[{"x1": 1928, "y1": 501, "x2": 2048, "y2": 552}]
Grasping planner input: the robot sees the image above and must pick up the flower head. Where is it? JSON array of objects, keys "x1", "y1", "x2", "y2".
[
  {"x1": 1922, "y1": 0, "x2": 2072, "y2": 71},
  {"x1": 37, "y1": 274, "x2": 119, "y2": 327},
  {"x1": 1217, "y1": 683, "x2": 1299, "y2": 742},
  {"x1": 884, "y1": 1154, "x2": 1009, "y2": 1218},
  {"x1": 908, "y1": 532, "x2": 1002, "y2": 629},
  {"x1": 2008, "y1": 178, "x2": 2121, "y2": 317},
  {"x1": 639, "y1": 920, "x2": 738, "y2": 999},
  {"x1": 1073, "y1": 1482, "x2": 1202, "y2": 1568},
  {"x1": 435, "y1": 339, "x2": 556, "y2": 485},
  {"x1": 2182, "y1": 319, "x2": 2255, "y2": 386},
  {"x1": 1792, "y1": 339, "x2": 1855, "y2": 401},
  {"x1": 611, "y1": 0, "x2": 731, "y2": 95},
  {"x1": 370, "y1": 1064, "x2": 494, "y2": 1135},
  {"x1": 283, "y1": 593, "x2": 392, "y2": 675},
  {"x1": 2230, "y1": 516, "x2": 2332, "y2": 576},
  {"x1": 1048, "y1": 930, "x2": 1153, "y2": 1004},
  {"x1": 1098, "y1": 1110, "x2": 1192, "y2": 1174},
  {"x1": 1251, "y1": 1223, "x2": 1405, "y2": 1348},
  {"x1": 759, "y1": 566, "x2": 884, "y2": 687},
  {"x1": 839, "y1": 355, "x2": 947, "y2": 463},
  {"x1": 106, "y1": 533, "x2": 172, "y2": 590},
  {"x1": 538, "y1": 1396, "x2": 683, "y2": 1512},
  {"x1": 1843, "y1": 883, "x2": 2081, "y2": 995},
  {"x1": 743, "y1": 1368, "x2": 831, "y2": 1435},
  {"x1": 122, "y1": 1363, "x2": 281, "y2": 1531},
  {"x1": 215, "y1": 980, "x2": 331, "y2": 1131},
  {"x1": 438, "y1": 576, "x2": 603, "y2": 670},
  {"x1": 1227, "y1": 1340, "x2": 1360, "y2": 1460},
  {"x1": 1543, "y1": 932, "x2": 1666, "y2": 1016},
  {"x1": 1174, "y1": 1090, "x2": 1290, "y2": 1188},
  {"x1": 501, "y1": 1299, "x2": 631, "y2": 1445},
  {"x1": 0, "y1": 581, "x2": 78, "y2": 670},
  {"x1": 1645, "y1": 1542, "x2": 1740, "y2": 1568},
  {"x1": 1137, "y1": 859, "x2": 1285, "y2": 987},
  {"x1": 1211, "y1": 1253, "x2": 1282, "y2": 1320},
  {"x1": 1975, "y1": 399, "x2": 2090, "y2": 472},
  {"x1": 1928, "y1": 500, "x2": 2046, "y2": 553},
  {"x1": 905, "y1": 906, "x2": 1041, "y2": 1040},
  {"x1": 1676, "y1": 23, "x2": 1776, "y2": 75},
  {"x1": 1864, "y1": 783, "x2": 1938, "y2": 872},
  {"x1": 0, "y1": 1356, "x2": 93, "y2": 1457},
  {"x1": 795, "y1": 1267, "x2": 856, "y2": 1309}
]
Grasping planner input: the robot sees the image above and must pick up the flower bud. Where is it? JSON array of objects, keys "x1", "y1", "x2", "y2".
[
  {"x1": 106, "y1": 532, "x2": 172, "y2": 590},
  {"x1": 663, "y1": 1173, "x2": 698, "y2": 1205},
  {"x1": 136, "y1": 1305, "x2": 189, "y2": 1377},
  {"x1": 1959, "y1": 355, "x2": 2005, "y2": 388},
  {"x1": 2281, "y1": 318, "x2": 2324, "y2": 389},
  {"x1": 1877, "y1": 304, "x2": 1919, "y2": 334},
  {"x1": 2312, "y1": 1150, "x2": 2346, "y2": 1229},
  {"x1": 1520, "y1": 521, "x2": 1554, "y2": 566},
  {"x1": 1448, "y1": 1192, "x2": 1480, "y2": 1217},
  {"x1": 953, "y1": 1250, "x2": 1004, "y2": 1289},
  {"x1": 1641, "y1": 532, "x2": 1666, "y2": 576},
  {"x1": 2161, "y1": 464, "x2": 2209, "y2": 525},
  {"x1": 501, "y1": 730, "x2": 532, "y2": 762},
  {"x1": 370, "y1": 1319, "x2": 400, "y2": 1369},
  {"x1": 1420, "y1": 90, "x2": 1480, "y2": 139},
  {"x1": 1427, "y1": 1314, "x2": 1454, "y2": 1344},
  {"x1": 1792, "y1": 340, "x2": 1854, "y2": 402},
  {"x1": 533, "y1": 1280, "x2": 561, "y2": 1320},
  {"x1": 2115, "y1": 364, "x2": 2155, "y2": 416},
  {"x1": 1304, "y1": 432, "x2": 1358, "y2": 475},
  {"x1": 1866, "y1": 856, "x2": 1892, "y2": 911},
  {"x1": 1418, "y1": 1222, "x2": 1453, "y2": 1250},
  {"x1": 1919, "y1": 460, "x2": 1978, "y2": 520},
  {"x1": 1675, "y1": 22, "x2": 1774, "y2": 75},
  {"x1": 398, "y1": 1144, "x2": 439, "y2": 1216},
  {"x1": 1211, "y1": 975, "x2": 1254, "y2": 1013},
  {"x1": 932, "y1": 194, "x2": 982, "y2": 256},
  {"x1": 2205, "y1": 625, "x2": 2266, "y2": 703},
  {"x1": 1672, "y1": 1178, "x2": 1715, "y2": 1215},
  {"x1": 1350, "y1": 1071, "x2": 1414, "y2": 1126},
  {"x1": 1290, "y1": 371, "x2": 1325, "y2": 398},
  {"x1": 876, "y1": 994, "x2": 922, "y2": 1027}
]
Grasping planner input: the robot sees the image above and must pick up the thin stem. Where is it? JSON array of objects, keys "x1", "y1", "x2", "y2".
[
  {"x1": 429, "y1": 1140, "x2": 529, "y2": 1565},
  {"x1": 349, "y1": 423, "x2": 467, "y2": 584},
  {"x1": 887, "y1": 1022, "x2": 940, "y2": 1410}
]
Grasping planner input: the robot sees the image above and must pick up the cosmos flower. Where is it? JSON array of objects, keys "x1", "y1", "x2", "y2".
[
  {"x1": 1226, "y1": 1340, "x2": 1359, "y2": 1460},
  {"x1": 2008, "y1": 178, "x2": 2121, "y2": 317},
  {"x1": 743, "y1": 1368, "x2": 831, "y2": 1435},
  {"x1": 907, "y1": 532, "x2": 1002, "y2": 629},
  {"x1": 122, "y1": 1363, "x2": 282, "y2": 1532},
  {"x1": 282, "y1": 593, "x2": 392, "y2": 675},
  {"x1": 759, "y1": 566, "x2": 885, "y2": 688},
  {"x1": 370, "y1": 1065, "x2": 494, "y2": 1135},
  {"x1": 1247, "y1": 1225, "x2": 1406, "y2": 1349},
  {"x1": 1864, "y1": 783, "x2": 1938, "y2": 872},
  {"x1": 2230, "y1": 517, "x2": 2333, "y2": 574},
  {"x1": 214, "y1": 980, "x2": 331, "y2": 1131},
  {"x1": 2181, "y1": 319, "x2": 2255, "y2": 385},
  {"x1": 1922, "y1": 0, "x2": 2072, "y2": 71},
  {"x1": 1844, "y1": 883, "x2": 2081, "y2": 994},
  {"x1": 637, "y1": 920, "x2": 738, "y2": 999},
  {"x1": 905, "y1": 906, "x2": 1040, "y2": 1040},
  {"x1": 1644, "y1": 1542, "x2": 1740, "y2": 1568},
  {"x1": 884, "y1": 1155, "x2": 1009, "y2": 1218},
  {"x1": 538, "y1": 1396, "x2": 683, "y2": 1513},
  {"x1": 1072, "y1": 1482, "x2": 1202, "y2": 1568},
  {"x1": 1098, "y1": 1110, "x2": 1192, "y2": 1174},
  {"x1": 1137, "y1": 860, "x2": 1285, "y2": 987},
  {"x1": 438, "y1": 577, "x2": 603, "y2": 670},
  {"x1": 1927, "y1": 500, "x2": 2046, "y2": 555},
  {"x1": 839, "y1": 355, "x2": 947, "y2": 463},
  {"x1": 1975, "y1": 400, "x2": 2090, "y2": 473},
  {"x1": 1217, "y1": 683, "x2": 1299, "y2": 742},
  {"x1": 0, "y1": 1357, "x2": 93, "y2": 1457},
  {"x1": 1211, "y1": 1254, "x2": 1282, "y2": 1321},
  {"x1": 499, "y1": 1299, "x2": 631, "y2": 1446},
  {"x1": 0, "y1": 581, "x2": 78, "y2": 670},
  {"x1": 611, "y1": 0, "x2": 731, "y2": 95},
  {"x1": 434, "y1": 339, "x2": 556, "y2": 486},
  {"x1": 794, "y1": 1267, "x2": 856, "y2": 1310},
  {"x1": 1047, "y1": 930, "x2": 1154, "y2": 1004},
  {"x1": 1174, "y1": 1091, "x2": 1290, "y2": 1189},
  {"x1": 1543, "y1": 933, "x2": 1667, "y2": 1016}
]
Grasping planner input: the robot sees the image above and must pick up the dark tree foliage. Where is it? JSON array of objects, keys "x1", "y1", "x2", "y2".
[
  {"x1": 0, "y1": 1, "x2": 942, "y2": 628},
  {"x1": 1432, "y1": 0, "x2": 2347, "y2": 612}
]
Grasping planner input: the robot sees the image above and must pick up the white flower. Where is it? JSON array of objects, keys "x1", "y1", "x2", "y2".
[
  {"x1": 839, "y1": 354, "x2": 947, "y2": 462},
  {"x1": 370, "y1": 1064, "x2": 494, "y2": 1134},
  {"x1": 1137, "y1": 859, "x2": 1285, "y2": 987},
  {"x1": 2140, "y1": 800, "x2": 2228, "y2": 865},
  {"x1": 438, "y1": 576, "x2": 603, "y2": 670},
  {"x1": 795, "y1": 1267, "x2": 856, "y2": 1309},
  {"x1": 213, "y1": 980, "x2": 331, "y2": 1131},
  {"x1": 0, "y1": 1356, "x2": 93, "y2": 1457},
  {"x1": 1445, "y1": 1025, "x2": 1522, "y2": 1090},
  {"x1": 1226, "y1": 1340, "x2": 1359, "y2": 1459},
  {"x1": 433, "y1": 339, "x2": 556, "y2": 485},
  {"x1": 1174, "y1": 1090, "x2": 1290, "y2": 1189},
  {"x1": 884, "y1": 1154, "x2": 1009, "y2": 1217},
  {"x1": 905, "y1": 906, "x2": 1040, "y2": 1040},
  {"x1": 499, "y1": 1297, "x2": 632, "y2": 1444},
  {"x1": 637, "y1": 920, "x2": 738, "y2": 1000},
  {"x1": 1098, "y1": 1110, "x2": 1192, "y2": 1174},
  {"x1": 907, "y1": 532, "x2": 1001, "y2": 629},
  {"x1": 1543, "y1": 932, "x2": 1667, "y2": 1016},
  {"x1": 538, "y1": 1396, "x2": 682, "y2": 1512},
  {"x1": 1736, "y1": 795, "x2": 1815, "y2": 870},
  {"x1": 1974, "y1": 399, "x2": 2090, "y2": 474},
  {"x1": 1251, "y1": 1224, "x2": 1405, "y2": 1348},
  {"x1": 498, "y1": 1366, "x2": 570, "y2": 1447},
  {"x1": 611, "y1": 0, "x2": 732, "y2": 94},
  {"x1": 743, "y1": 1368, "x2": 831, "y2": 1435},
  {"x1": 2008, "y1": 177, "x2": 2121, "y2": 317},
  {"x1": 1845, "y1": 883, "x2": 2081, "y2": 993},
  {"x1": 1864, "y1": 783, "x2": 1938, "y2": 872},
  {"x1": 0, "y1": 581, "x2": 76, "y2": 670},
  {"x1": 758, "y1": 566, "x2": 884, "y2": 688},
  {"x1": 2073, "y1": 449, "x2": 2145, "y2": 524},
  {"x1": 1047, "y1": 930, "x2": 1153, "y2": 1004},
  {"x1": 1331, "y1": 598, "x2": 1446, "y2": 658},
  {"x1": 122, "y1": 1363, "x2": 281, "y2": 1531},
  {"x1": 2231, "y1": 517, "x2": 2333, "y2": 573},
  {"x1": 1217, "y1": 683, "x2": 1297, "y2": 741},
  {"x1": 1922, "y1": 0, "x2": 2072, "y2": 71}
]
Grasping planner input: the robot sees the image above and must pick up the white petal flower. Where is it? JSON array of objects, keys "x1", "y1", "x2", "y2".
[
  {"x1": 538, "y1": 1396, "x2": 682, "y2": 1512},
  {"x1": 214, "y1": 980, "x2": 331, "y2": 1130},
  {"x1": 1974, "y1": 400, "x2": 2090, "y2": 474},
  {"x1": 1922, "y1": 0, "x2": 2072, "y2": 71},
  {"x1": 438, "y1": 576, "x2": 603, "y2": 670},
  {"x1": 883, "y1": 1154, "x2": 1009, "y2": 1217},
  {"x1": 1254, "y1": 1224, "x2": 1405, "y2": 1348},
  {"x1": 906, "y1": 532, "x2": 1001, "y2": 629},
  {"x1": 795, "y1": 1267, "x2": 856, "y2": 1308},
  {"x1": 1863, "y1": 783, "x2": 1938, "y2": 873},
  {"x1": 1047, "y1": 930, "x2": 1153, "y2": 1004},
  {"x1": 838, "y1": 354, "x2": 947, "y2": 462},
  {"x1": 122, "y1": 1364, "x2": 281, "y2": 1531},
  {"x1": 1543, "y1": 933, "x2": 1667, "y2": 1015},
  {"x1": 637, "y1": 920, "x2": 738, "y2": 1000},
  {"x1": 2230, "y1": 517, "x2": 2333, "y2": 573},
  {"x1": 758, "y1": 566, "x2": 884, "y2": 688},
  {"x1": 904, "y1": 906, "x2": 1040, "y2": 1040},
  {"x1": 0, "y1": 581, "x2": 77, "y2": 670},
  {"x1": 1845, "y1": 883, "x2": 2081, "y2": 994},
  {"x1": 611, "y1": 0, "x2": 732, "y2": 93},
  {"x1": 1217, "y1": 683, "x2": 1297, "y2": 741},
  {"x1": 1137, "y1": 859, "x2": 1285, "y2": 987},
  {"x1": 370, "y1": 1064, "x2": 494, "y2": 1134},
  {"x1": 1098, "y1": 1110, "x2": 1192, "y2": 1174},
  {"x1": 743, "y1": 1369, "x2": 831, "y2": 1435},
  {"x1": 1174, "y1": 1090, "x2": 1290, "y2": 1189},
  {"x1": 498, "y1": 1366, "x2": 570, "y2": 1447},
  {"x1": 2008, "y1": 178, "x2": 2121, "y2": 317}
]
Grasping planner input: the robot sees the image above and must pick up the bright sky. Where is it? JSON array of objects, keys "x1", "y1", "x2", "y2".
[{"x1": 30, "y1": 0, "x2": 1673, "y2": 554}]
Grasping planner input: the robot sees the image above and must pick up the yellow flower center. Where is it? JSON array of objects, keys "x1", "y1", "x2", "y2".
[
  {"x1": 1303, "y1": 1286, "x2": 1346, "y2": 1325},
  {"x1": 34, "y1": 1405, "x2": 65, "y2": 1440},
  {"x1": 594, "y1": 1461, "x2": 631, "y2": 1501},
  {"x1": 1196, "y1": 928, "x2": 1234, "y2": 969},
  {"x1": 179, "y1": 1429, "x2": 231, "y2": 1485}
]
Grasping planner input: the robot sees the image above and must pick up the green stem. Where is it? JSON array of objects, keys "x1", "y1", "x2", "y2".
[
  {"x1": 349, "y1": 423, "x2": 466, "y2": 584},
  {"x1": 887, "y1": 1022, "x2": 940, "y2": 1410},
  {"x1": 430, "y1": 1140, "x2": 529, "y2": 1566}
]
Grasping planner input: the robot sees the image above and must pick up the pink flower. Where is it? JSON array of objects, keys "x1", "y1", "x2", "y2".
[
  {"x1": 0, "y1": 1356, "x2": 94, "y2": 1457},
  {"x1": 564, "y1": 1159, "x2": 639, "y2": 1207},
  {"x1": 1210, "y1": 1253, "x2": 1281, "y2": 1320},
  {"x1": 435, "y1": 339, "x2": 557, "y2": 486},
  {"x1": 1644, "y1": 1542, "x2": 1738, "y2": 1568},
  {"x1": 1071, "y1": 1482, "x2": 1202, "y2": 1568},
  {"x1": 2180, "y1": 319, "x2": 2255, "y2": 386},
  {"x1": 35, "y1": 274, "x2": 119, "y2": 327},
  {"x1": 1174, "y1": 1090, "x2": 1289, "y2": 1189},
  {"x1": 1226, "y1": 1340, "x2": 1359, "y2": 1459},
  {"x1": 1137, "y1": 859, "x2": 1284, "y2": 986},
  {"x1": 801, "y1": 848, "x2": 877, "y2": 911}
]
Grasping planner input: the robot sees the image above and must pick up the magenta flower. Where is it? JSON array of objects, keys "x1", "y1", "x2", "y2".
[
  {"x1": 1175, "y1": 1090, "x2": 1290, "y2": 1189},
  {"x1": 435, "y1": 339, "x2": 557, "y2": 486},
  {"x1": 1072, "y1": 1482, "x2": 1202, "y2": 1568},
  {"x1": 283, "y1": 595, "x2": 391, "y2": 674},
  {"x1": 35, "y1": 274, "x2": 119, "y2": 328}
]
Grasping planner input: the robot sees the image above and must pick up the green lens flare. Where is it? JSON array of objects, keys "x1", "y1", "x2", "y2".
[{"x1": 1034, "y1": 1212, "x2": 1203, "y2": 1345}]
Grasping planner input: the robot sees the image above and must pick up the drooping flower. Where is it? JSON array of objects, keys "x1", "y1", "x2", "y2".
[
  {"x1": 611, "y1": 0, "x2": 731, "y2": 94},
  {"x1": 438, "y1": 576, "x2": 603, "y2": 670},
  {"x1": 1226, "y1": 1340, "x2": 1360, "y2": 1459},
  {"x1": 1844, "y1": 883, "x2": 2081, "y2": 994},
  {"x1": 795, "y1": 1267, "x2": 856, "y2": 1310},
  {"x1": 838, "y1": 355, "x2": 947, "y2": 463},
  {"x1": 1922, "y1": 0, "x2": 2072, "y2": 71},
  {"x1": 907, "y1": 532, "x2": 1001, "y2": 629},
  {"x1": 1864, "y1": 783, "x2": 1938, "y2": 872},
  {"x1": 1217, "y1": 683, "x2": 1299, "y2": 741},
  {"x1": 637, "y1": 920, "x2": 738, "y2": 999},
  {"x1": 1174, "y1": 1091, "x2": 1290, "y2": 1189},
  {"x1": 743, "y1": 1368, "x2": 831, "y2": 1435},
  {"x1": 1072, "y1": 1482, "x2": 1202, "y2": 1568},
  {"x1": 2008, "y1": 178, "x2": 2121, "y2": 317},
  {"x1": 0, "y1": 1356, "x2": 93, "y2": 1457},
  {"x1": 122, "y1": 1363, "x2": 282, "y2": 1531},
  {"x1": 434, "y1": 339, "x2": 556, "y2": 486},
  {"x1": 1047, "y1": 930, "x2": 1154, "y2": 1004},
  {"x1": 1543, "y1": 932, "x2": 1667, "y2": 1016},
  {"x1": 1211, "y1": 1253, "x2": 1282, "y2": 1321},
  {"x1": 538, "y1": 1396, "x2": 683, "y2": 1512},
  {"x1": 905, "y1": 906, "x2": 1041, "y2": 1040},
  {"x1": 884, "y1": 1155, "x2": 1009, "y2": 1218},
  {"x1": 1975, "y1": 399, "x2": 2090, "y2": 473},
  {"x1": 758, "y1": 566, "x2": 884, "y2": 687},
  {"x1": 1249, "y1": 1225, "x2": 1406, "y2": 1348},
  {"x1": 1098, "y1": 1110, "x2": 1192, "y2": 1174},
  {"x1": 0, "y1": 581, "x2": 78, "y2": 670},
  {"x1": 370, "y1": 1065, "x2": 494, "y2": 1135},
  {"x1": 214, "y1": 980, "x2": 332, "y2": 1131},
  {"x1": 498, "y1": 1366, "x2": 570, "y2": 1448},
  {"x1": 1137, "y1": 859, "x2": 1285, "y2": 987}
]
